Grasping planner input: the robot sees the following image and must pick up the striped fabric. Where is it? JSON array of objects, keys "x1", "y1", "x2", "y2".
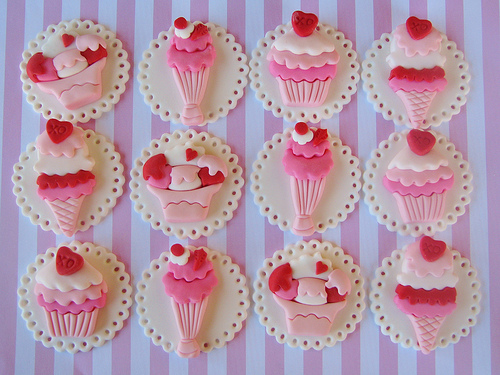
[{"x1": 1, "y1": 0, "x2": 498, "y2": 374}]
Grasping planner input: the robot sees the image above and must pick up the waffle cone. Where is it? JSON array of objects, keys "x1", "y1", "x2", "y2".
[
  {"x1": 46, "y1": 195, "x2": 85, "y2": 237},
  {"x1": 396, "y1": 90, "x2": 437, "y2": 129},
  {"x1": 407, "y1": 314, "x2": 446, "y2": 354}
]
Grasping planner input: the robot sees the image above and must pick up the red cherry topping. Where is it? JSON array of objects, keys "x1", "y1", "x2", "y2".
[
  {"x1": 316, "y1": 261, "x2": 328, "y2": 275},
  {"x1": 420, "y1": 236, "x2": 446, "y2": 262},
  {"x1": 406, "y1": 16, "x2": 433, "y2": 40},
  {"x1": 170, "y1": 244, "x2": 185, "y2": 257},
  {"x1": 291, "y1": 11, "x2": 319, "y2": 37},
  {"x1": 192, "y1": 248, "x2": 208, "y2": 271},
  {"x1": 185, "y1": 148, "x2": 198, "y2": 161},
  {"x1": 62, "y1": 33, "x2": 75, "y2": 47},
  {"x1": 269, "y1": 263, "x2": 293, "y2": 292},
  {"x1": 143, "y1": 154, "x2": 168, "y2": 181},
  {"x1": 56, "y1": 246, "x2": 84, "y2": 276},
  {"x1": 46, "y1": 119, "x2": 73, "y2": 144},
  {"x1": 312, "y1": 128, "x2": 328, "y2": 146},
  {"x1": 174, "y1": 17, "x2": 188, "y2": 29},
  {"x1": 190, "y1": 23, "x2": 209, "y2": 40},
  {"x1": 407, "y1": 129, "x2": 436, "y2": 156},
  {"x1": 294, "y1": 122, "x2": 309, "y2": 135}
]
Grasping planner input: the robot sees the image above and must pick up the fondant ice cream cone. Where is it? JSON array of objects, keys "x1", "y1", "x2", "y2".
[
  {"x1": 289, "y1": 177, "x2": 326, "y2": 236},
  {"x1": 171, "y1": 297, "x2": 209, "y2": 357},
  {"x1": 46, "y1": 196, "x2": 86, "y2": 237},
  {"x1": 395, "y1": 90, "x2": 437, "y2": 129},
  {"x1": 406, "y1": 314, "x2": 446, "y2": 354}
]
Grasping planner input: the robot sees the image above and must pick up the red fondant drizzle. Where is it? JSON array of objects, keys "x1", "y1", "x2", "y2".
[
  {"x1": 291, "y1": 11, "x2": 318, "y2": 37},
  {"x1": 395, "y1": 284, "x2": 456, "y2": 305},
  {"x1": 143, "y1": 154, "x2": 168, "y2": 181},
  {"x1": 36, "y1": 170, "x2": 95, "y2": 189},
  {"x1": 80, "y1": 45, "x2": 108, "y2": 66},
  {"x1": 269, "y1": 263, "x2": 293, "y2": 293},
  {"x1": 56, "y1": 246, "x2": 84, "y2": 276},
  {"x1": 26, "y1": 52, "x2": 57, "y2": 83},
  {"x1": 389, "y1": 66, "x2": 445, "y2": 82},
  {"x1": 420, "y1": 236, "x2": 446, "y2": 262},
  {"x1": 326, "y1": 286, "x2": 347, "y2": 303},
  {"x1": 407, "y1": 129, "x2": 436, "y2": 156},
  {"x1": 198, "y1": 167, "x2": 225, "y2": 186},
  {"x1": 406, "y1": 16, "x2": 433, "y2": 40},
  {"x1": 46, "y1": 119, "x2": 74, "y2": 144}
]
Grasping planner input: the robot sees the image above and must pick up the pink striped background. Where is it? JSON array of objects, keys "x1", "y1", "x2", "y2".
[{"x1": 1, "y1": 0, "x2": 498, "y2": 374}]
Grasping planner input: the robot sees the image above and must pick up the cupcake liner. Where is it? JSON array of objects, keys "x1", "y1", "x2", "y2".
[
  {"x1": 138, "y1": 22, "x2": 248, "y2": 126},
  {"x1": 393, "y1": 191, "x2": 446, "y2": 223},
  {"x1": 276, "y1": 78, "x2": 331, "y2": 107},
  {"x1": 253, "y1": 240, "x2": 365, "y2": 350},
  {"x1": 12, "y1": 126, "x2": 125, "y2": 236},
  {"x1": 361, "y1": 31, "x2": 470, "y2": 129},
  {"x1": 20, "y1": 19, "x2": 130, "y2": 123},
  {"x1": 251, "y1": 128, "x2": 361, "y2": 235},
  {"x1": 129, "y1": 129, "x2": 244, "y2": 239},
  {"x1": 135, "y1": 247, "x2": 249, "y2": 355},
  {"x1": 18, "y1": 241, "x2": 133, "y2": 353},
  {"x1": 363, "y1": 129, "x2": 472, "y2": 237},
  {"x1": 370, "y1": 247, "x2": 481, "y2": 353},
  {"x1": 249, "y1": 22, "x2": 359, "y2": 123}
]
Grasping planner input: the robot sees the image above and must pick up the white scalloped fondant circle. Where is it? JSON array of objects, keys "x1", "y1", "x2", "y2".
[
  {"x1": 20, "y1": 19, "x2": 130, "y2": 123},
  {"x1": 137, "y1": 23, "x2": 248, "y2": 126},
  {"x1": 361, "y1": 32, "x2": 470, "y2": 129},
  {"x1": 369, "y1": 248, "x2": 481, "y2": 353},
  {"x1": 12, "y1": 127, "x2": 125, "y2": 236},
  {"x1": 135, "y1": 247, "x2": 249, "y2": 354},
  {"x1": 129, "y1": 129, "x2": 244, "y2": 239},
  {"x1": 250, "y1": 128, "x2": 361, "y2": 234},
  {"x1": 17, "y1": 241, "x2": 133, "y2": 353},
  {"x1": 249, "y1": 23, "x2": 360, "y2": 123},
  {"x1": 253, "y1": 240, "x2": 365, "y2": 350},
  {"x1": 362, "y1": 129, "x2": 473, "y2": 237}
]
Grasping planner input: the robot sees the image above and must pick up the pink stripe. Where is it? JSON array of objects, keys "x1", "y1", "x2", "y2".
[
  {"x1": 75, "y1": 351, "x2": 92, "y2": 374},
  {"x1": 1, "y1": 0, "x2": 25, "y2": 372},
  {"x1": 265, "y1": 334, "x2": 284, "y2": 375},
  {"x1": 301, "y1": 0, "x2": 319, "y2": 15},
  {"x1": 417, "y1": 351, "x2": 435, "y2": 375},
  {"x1": 304, "y1": 349, "x2": 321, "y2": 375},
  {"x1": 409, "y1": 0, "x2": 427, "y2": 19},
  {"x1": 80, "y1": 0, "x2": 99, "y2": 21},
  {"x1": 190, "y1": 0, "x2": 208, "y2": 22},
  {"x1": 42, "y1": 0, "x2": 61, "y2": 29},
  {"x1": 482, "y1": 0, "x2": 500, "y2": 373}
]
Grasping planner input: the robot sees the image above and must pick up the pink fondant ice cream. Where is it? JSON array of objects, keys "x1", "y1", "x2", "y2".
[
  {"x1": 383, "y1": 130, "x2": 454, "y2": 223},
  {"x1": 282, "y1": 122, "x2": 334, "y2": 236},
  {"x1": 35, "y1": 246, "x2": 107, "y2": 337},
  {"x1": 167, "y1": 17, "x2": 216, "y2": 125},
  {"x1": 394, "y1": 236, "x2": 457, "y2": 354},
  {"x1": 387, "y1": 17, "x2": 447, "y2": 128},
  {"x1": 35, "y1": 120, "x2": 96, "y2": 236},
  {"x1": 267, "y1": 11, "x2": 339, "y2": 107},
  {"x1": 163, "y1": 244, "x2": 218, "y2": 358},
  {"x1": 27, "y1": 30, "x2": 108, "y2": 110},
  {"x1": 269, "y1": 252, "x2": 350, "y2": 336},
  {"x1": 143, "y1": 141, "x2": 227, "y2": 223}
]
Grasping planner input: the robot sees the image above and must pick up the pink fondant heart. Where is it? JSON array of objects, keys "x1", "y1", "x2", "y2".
[
  {"x1": 407, "y1": 129, "x2": 436, "y2": 156},
  {"x1": 291, "y1": 11, "x2": 318, "y2": 37},
  {"x1": 185, "y1": 148, "x2": 198, "y2": 161},
  {"x1": 46, "y1": 119, "x2": 74, "y2": 144},
  {"x1": 62, "y1": 33, "x2": 75, "y2": 47},
  {"x1": 56, "y1": 246, "x2": 84, "y2": 276},
  {"x1": 316, "y1": 261, "x2": 328, "y2": 275},
  {"x1": 420, "y1": 236, "x2": 446, "y2": 262},
  {"x1": 406, "y1": 16, "x2": 432, "y2": 40}
]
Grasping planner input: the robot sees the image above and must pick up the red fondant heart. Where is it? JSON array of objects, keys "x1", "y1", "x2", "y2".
[
  {"x1": 312, "y1": 128, "x2": 328, "y2": 146},
  {"x1": 192, "y1": 248, "x2": 208, "y2": 271},
  {"x1": 420, "y1": 236, "x2": 446, "y2": 262},
  {"x1": 406, "y1": 16, "x2": 432, "y2": 40},
  {"x1": 268, "y1": 263, "x2": 293, "y2": 292},
  {"x1": 62, "y1": 33, "x2": 75, "y2": 47},
  {"x1": 80, "y1": 45, "x2": 107, "y2": 65},
  {"x1": 190, "y1": 23, "x2": 209, "y2": 41},
  {"x1": 316, "y1": 261, "x2": 328, "y2": 275},
  {"x1": 291, "y1": 11, "x2": 319, "y2": 37},
  {"x1": 56, "y1": 246, "x2": 84, "y2": 276},
  {"x1": 198, "y1": 167, "x2": 225, "y2": 186},
  {"x1": 185, "y1": 148, "x2": 198, "y2": 161},
  {"x1": 143, "y1": 154, "x2": 169, "y2": 181},
  {"x1": 170, "y1": 244, "x2": 185, "y2": 257},
  {"x1": 407, "y1": 129, "x2": 436, "y2": 156},
  {"x1": 46, "y1": 119, "x2": 74, "y2": 144}
]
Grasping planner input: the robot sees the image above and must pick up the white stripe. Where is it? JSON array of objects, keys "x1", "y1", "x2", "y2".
[
  {"x1": 323, "y1": 344, "x2": 342, "y2": 373},
  {"x1": 282, "y1": 1, "x2": 300, "y2": 25}
]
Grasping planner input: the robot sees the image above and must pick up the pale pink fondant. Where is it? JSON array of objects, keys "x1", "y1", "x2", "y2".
[
  {"x1": 37, "y1": 58, "x2": 106, "y2": 110},
  {"x1": 393, "y1": 23, "x2": 443, "y2": 57},
  {"x1": 146, "y1": 165, "x2": 172, "y2": 189},
  {"x1": 171, "y1": 67, "x2": 210, "y2": 125},
  {"x1": 283, "y1": 148, "x2": 333, "y2": 180},
  {"x1": 269, "y1": 61, "x2": 337, "y2": 82},
  {"x1": 37, "y1": 293, "x2": 106, "y2": 314},
  {"x1": 169, "y1": 165, "x2": 202, "y2": 190},
  {"x1": 45, "y1": 308, "x2": 100, "y2": 337},
  {"x1": 289, "y1": 177, "x2": 326, "y2": 236},
  {"x1": 197, "y1": 154, "x2": 228, "y2": 176},
  {"x1": 37, "y1": 179, "x2": 96, "y2": 201},
  {"x1": 388, "y1": 77, "x2": 447, "y2": 93},
  {"x1": 168, "y1": 250, "x2": 213, "y2": 282},
  {"x1": 383, "y1": 175, "x2": 454, "y2": 197},
  {"x1": 267, "y1": 48, "x2": 340, "y2": 70},
  {"x1": 53, "y1": 49, "x2": 87, "y2": 71},
  {"x1": 163, "y1": 269, "x2": 218, "y2": 304},
  {"x1": 403, "y1": 241, "x2": 453, "y2": 278},
  {"x1": 75, "y1": 34, "x2": 106, "y2": 52},
  {"x1": 34, "y1": 57, "x2": 60, "y2": 82},
  {"x1": 296, "y1": 277, "x2": 328, "y2": 304},
  {"x1": 394, "y1": 295, "x2": 456, "y2": 317},
  {"x1": 35, "y1": 281, "x2": 107, "y2": 305},
  {"x1": 36, "y1": 126, "x2": 86, "y2": 157},
  {"x1": 326, "y1": 269, "x2": 352, "y2": 295},
  {"x1": 167, "y1": 44, "x2": 216, "y2": 72},
  {"x1": 393, "y1": 192, "x2": 447, "y2": 223},
  {"x1": 276, "y1": 78, "x2": 332, "y2": 107},
  {"x1": 286, "y1": 137, "x2": 330, "y2": 158},
  {"x1": 273, "y1": 279, "x2": 299, "y2": 300},
  {"x1": 386, "y1": 166, "x2": 453, "y2": 186}
]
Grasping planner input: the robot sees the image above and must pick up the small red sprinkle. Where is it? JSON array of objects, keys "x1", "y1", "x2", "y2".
[{"x1": 294, "y1": 122, "x2": 309, "y2": 135}]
